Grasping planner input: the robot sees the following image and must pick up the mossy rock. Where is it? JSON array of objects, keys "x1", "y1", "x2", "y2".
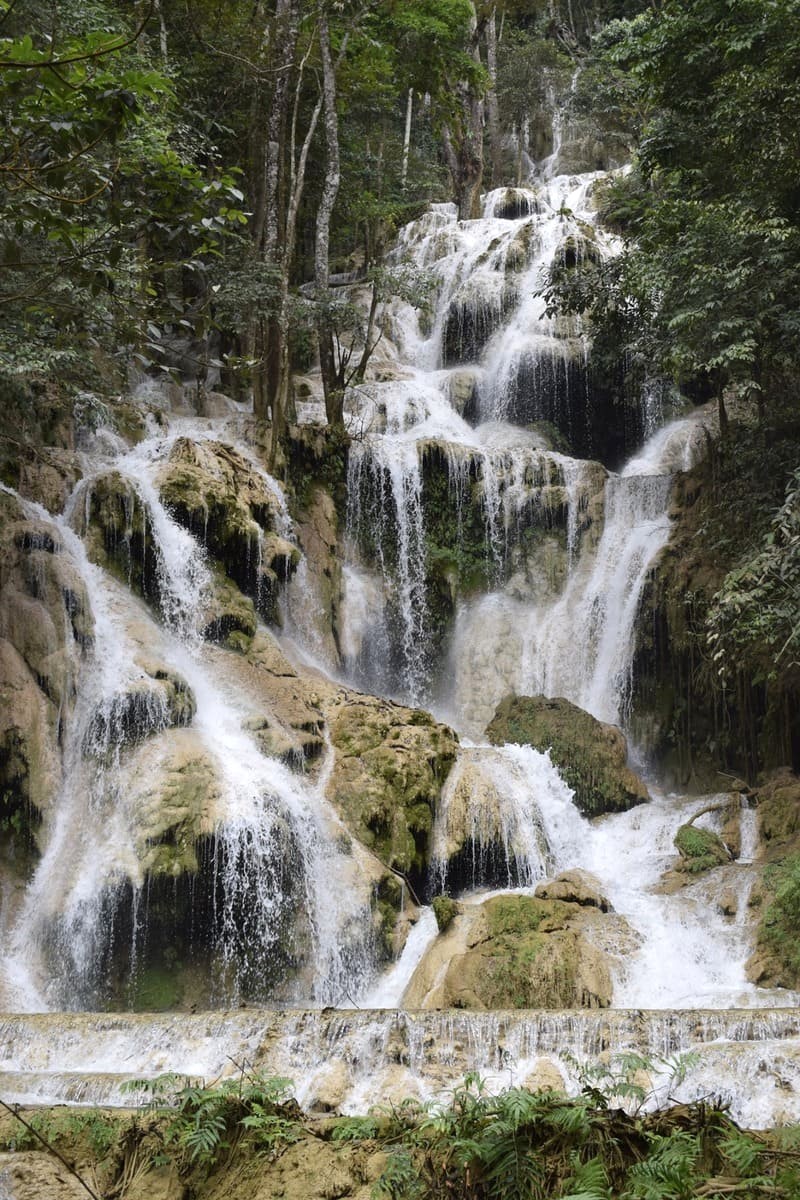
[
  {"x1": 432, "y1": 894, "x2": 459, "y2": 933},
  {"x1": 440, "y1": 894, "x2": 613, "y2": 1010},
  {"x1": 486, "y1": 694, "x2": 649, "y2": 817},
  {"x1": 157, "y1": 438, "x2": 299, "y2": 621},
  {"x1": 202, "y1": 567, "x2": 257, "y2": 651},
  {"x1": 674, "y1": 823, "x2": 730, "y2": 874},
  {"x1": 326, "y1": 696, "x2": 458, "y2": 878},
  {"x1": 748, "y1": 853, "x2": 800, "y2": 989}
]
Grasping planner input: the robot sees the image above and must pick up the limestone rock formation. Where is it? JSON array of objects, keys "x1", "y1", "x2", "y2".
[
  {"x1": 404, "y1": 892, "x2": 634, "y2": 1010},
  {"x1": 325, "y1": 694, "x2": 459, "y2": 877},
  {"x1": 0, "y1": 493, "x2": 92, "y2": 839},
  {"x1": 487, "y1": 694, "x2": 649, "y2": 816},
  {"x1": 157, "y1": 438, "x2": 300, "y2": 621}
]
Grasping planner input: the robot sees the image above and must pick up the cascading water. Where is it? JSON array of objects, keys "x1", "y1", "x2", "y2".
[
  {"x1": 4, "y1": 157, "x2": 800, "y2": 1124},
  {"x1": 332, "y1": 166, "x2": 800, "y2": 1031},
  {"x1": 1, "y1": 428, "x2": 378, "y2": 1012}
]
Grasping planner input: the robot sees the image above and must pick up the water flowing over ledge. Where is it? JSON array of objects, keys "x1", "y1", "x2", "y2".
[{"x1": 1, "y1": 1008, "x2": 799, "y2": 1129}]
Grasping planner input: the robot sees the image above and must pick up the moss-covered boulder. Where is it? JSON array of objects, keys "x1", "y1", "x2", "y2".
[
  {"x1": 325, "y1": 696, "x2": 458, "y2": 878},
  {"x1": 745, "y1": 770, "x2": 800, "y2": 988},
  {"x1": 486, "y1": 694, "x2": 649, "y2": 816},
  {"x1": 126, "y1": 729, "x2": 218, "y2": 877},
  {"x1": 76, "y1": 470, "x2": 160, "y2": 601},
  {"x1": 85, "y1": 664, "x2": 195, "y2": 754},
  {"x1": 405, "y1": 892, "x2": 633, "y2": 1010},
  {"x1": 202, "y1": 567, "x2": 257, "y2": 652},
  {"x1": 673, "y1": 823, "x2": 730, "y2": 874}
]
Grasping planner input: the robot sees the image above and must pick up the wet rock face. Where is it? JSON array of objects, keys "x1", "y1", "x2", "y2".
[
  {"x1": 486, "y1": 694, "x2": 649, "y2": 816},
  {"x1": 157, "y1": 438, "x2": 299, "y2": 622},
  {"x1": 77, "y1": 470, "x2": 161, "y2": 602},
  {"x1": 0, "y1": 493, "x2": 92, "y2": 839},
  {"x1": 325, "y1": 695, "x2": 458, "y2": 882}
]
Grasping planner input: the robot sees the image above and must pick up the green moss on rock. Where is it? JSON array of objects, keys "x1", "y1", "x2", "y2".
[
  {"x1": 486, "y1": 694, "x2": 649, "y2": 816},
  {"x1": 326, "y1": 696, "x2": 458, "y2": 877},
  {"x1": 674, "y1": 823, "x2": 730, "y2": 873},
  {"x1": 445, "y1": 894, "x2": 613, "y2": 1010},
  {"x1": 432, "y1": 894, "x2": 459, "y2": 933}
]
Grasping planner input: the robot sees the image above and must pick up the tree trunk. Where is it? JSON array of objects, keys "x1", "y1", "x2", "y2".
[
  {"x1": 442, "y1": 2, "x2": 485, "y2": 220},
  {"x1": 315, "y1": 13, "x2": 345, "y2": 430},
  {"x1": 252, "y1": 0, "x2": 300, "y2": 423},
  {"x1": 485, "y1": 7, "x2": 502, "y2": 188},
  {"x1": 401, "y1": 88, "x2": 413, "y2": 189}
]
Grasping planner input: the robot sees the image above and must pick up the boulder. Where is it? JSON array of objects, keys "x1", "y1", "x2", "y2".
[
  {"x1": 325, "y1": 694, "x2": 458, "y2": 876},
  {"x1": 673, "y1": 822, "x2": 730, "y2": 874},
  {"x1": 405, "y1": 893, "x2": 634, "y2": 1010},
  {"x1": 486, "y1": 694, "x2": 649, "y2": 816},
  {"x1": 535, "y1": 869, "x2": 610, "y2": 911},
  {"x1": 201, "y1": 567, "x2": 257, "y2": 652},
  {"x1": 126, "y1": 729, "x2": 218, "y2": 877}
]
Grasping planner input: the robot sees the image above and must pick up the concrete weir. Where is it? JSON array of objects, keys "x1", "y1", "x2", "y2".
[{"x1": 2, "y1": 1007, "x2": 800, "y2": 1129}]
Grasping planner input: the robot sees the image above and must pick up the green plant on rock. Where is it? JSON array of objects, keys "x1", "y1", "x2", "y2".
[
  {"x1": 121, "y1": 1068, "x2": 300, "y2": 1172},
  {"x1": 673, "y1": 823, "x2": 730, "y2": 874},
  {"x1": 431, "y1": 894, "x2": 458, "y2": 933},
  {"x1": 331, "y1": 1114, "x2": 380, "y2": 1143},
  {"x1": 760, "y1": 856, "x2": 800, "y2": 980}
]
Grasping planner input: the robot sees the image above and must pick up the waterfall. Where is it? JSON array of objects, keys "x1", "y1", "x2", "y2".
[
  {"x1": 1, "y1": 430, "x2": 378, "y2": 1011},
  {"x1": 3, "y1": 1008, "x2": 800, "y2": 1129},
  {"x1": 4, "y1": 156, "x2": 799, "y2": 1127}
]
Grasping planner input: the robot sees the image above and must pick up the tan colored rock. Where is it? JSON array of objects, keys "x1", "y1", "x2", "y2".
[
  {"x1": 717, "y1": 888, "x2": 739, "y2": 918},
  {"x1": 755, "y1": 769, "x2": 800, "y2": 862},
  {"x1": 445, "y1": 368, "x2": 481, "y2": 416},
  {"x1": 0, "y1": 639, "x2": 60, "y2": 821},
  {"x1": 306, "y1": 1060, "x2": 351, "y2": 1112},
  {"x1": 535, "y1": 870, "x2": 611, "y2": 911},
  {"x1": 126, "y1": 729, "x2": 218, "y2": 876},
  {"x1": 521, "y1": 1059, "x2": 567, "y2": 1094},
  {"x1": 0, "y1": 1152, "x2": 87, "y2": 1200},
  {"x1": 292, "y1": 484, "x2": 342, "y2": 666},
  {"x1": 405, "y1": 893, "x2": 634, "y2": 1011},
  {"x1": 0, "y1": 494, "x2": 92, "y2": 825},
  {"x1": 17, "y1": 447, "x2": 81, "y2": 514}
]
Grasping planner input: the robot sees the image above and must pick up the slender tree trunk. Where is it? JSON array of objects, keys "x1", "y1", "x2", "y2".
[
  {"x1": 252, "y1": 0, "x2": 300, "y2": 424},
  {"x1": 401, "y1": 88, "x2": 413, "y2": 189},
  {"x1": 315, "y1": 14, "x2": 345, "y2": 429},
  {"x1": 442, "y1": 2, "x2": 485, "y2": 219},
  {"x1": 485, "y1": 8, "x2": 502, "y2": 188}
]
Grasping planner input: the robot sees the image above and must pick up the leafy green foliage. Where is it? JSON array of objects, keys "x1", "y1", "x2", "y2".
[
  {"x1": 330, "y1": 1114, "x2": 380, "y2": 1143},
  {"x1": 708, "y1": 467, "x2": 800, "y2": 684},
  {"x1": 759, "y1": 856, "x2": 800, "y2": 980},
  {"x1": 0, "y1": 0, "x2": 246, "y2": 383},
  {"x1": 546, "y1": 0, "x2": 800, "y2": 403},
  {"x1": 120, "y1": 1068, "x2": 300, "y2": 1172}
]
